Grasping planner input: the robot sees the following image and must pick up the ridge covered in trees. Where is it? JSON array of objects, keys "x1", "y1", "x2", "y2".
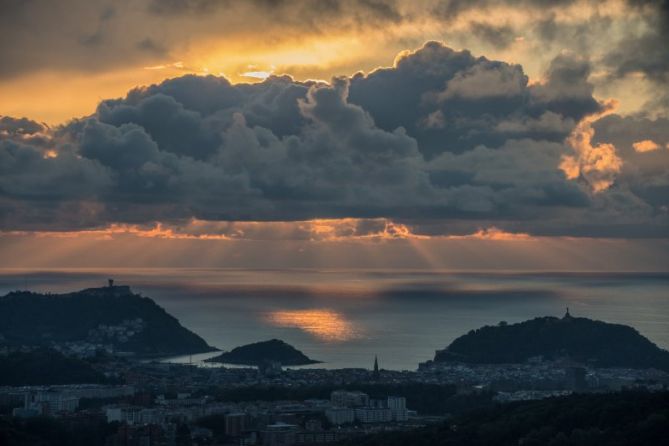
[
  {"x1": 206, "y1": 339, "x2": 319, "y2": 366},
  {"x1": 341, "y1": 391, "x2": 669, "y2": 446},
  {"x1": 433, "y1": 315, "x2": 669, "y2": 370},
  {"x1": 0, "y1": 285, "x2": 216, "y2": 357}
]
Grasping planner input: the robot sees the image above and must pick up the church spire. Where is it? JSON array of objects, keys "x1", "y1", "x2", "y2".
[
  {"x1": 564, "y1": 307, "x2": 572, "y2": 319},
  {"x1": 372, "y1": 355, "x2": 380, "y2": 380}
]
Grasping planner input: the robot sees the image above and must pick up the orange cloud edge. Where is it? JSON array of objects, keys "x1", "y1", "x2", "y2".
[{"x1": 0, "y1": 218, "x2": 537, "y2": 242}]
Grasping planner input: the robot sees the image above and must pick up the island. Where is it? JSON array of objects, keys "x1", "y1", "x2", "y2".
[
  {"x1": 431, "y1": 310, "x2": 669, "y2": 370},
  {"x1": 0, "y1": 281, "x2": 217, "y2": 357},
  {"x1": 206, "y1": 339, "x2": 320, "y2": 366}
]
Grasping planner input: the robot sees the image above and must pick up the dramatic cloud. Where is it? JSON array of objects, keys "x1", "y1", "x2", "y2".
[
  {"x1": 3, "y1": 0, "x2": 669, "y2": 124},
  {"x1": 604, "y1": 1, "x2": 669, "y2": 83},
  {"x1": 0, "y1": 42, "x2": 668, "y2": 237},
  {"x1": 559, "y1": 101, "x2": 623, "y2": 193},
  {"x1": 590, "y1": 113, "x2": 669, "y2": 213},
  {"x1": 633, "y1": 140, "x2": 661, "y2": 153},
  {"x1": 0, "y1": 0, "x2": 404, "y2": 80},
  {"x1": 348, "y1": 43, "x2": 600, "y2": 159}
]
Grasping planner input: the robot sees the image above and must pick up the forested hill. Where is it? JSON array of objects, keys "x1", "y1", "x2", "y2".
[
  {"x1": 207, "y1": 339, "x2": 320, "y2": 366},
  {"x1": 0, "y1": 349, "x2": 109, "y2": 386},
  {"x1": 0, "y1": 285, "x2": 216, "y2": 357},
  {"x1": 433, "y1": 314, "x2": 669, "y2": 370},
  {"x1": 340, "y1": 391, "x2": 669, "y2": 446}
]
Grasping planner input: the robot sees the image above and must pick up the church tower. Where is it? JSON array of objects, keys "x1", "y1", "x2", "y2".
[{"x1": 372, "y1": 355, "x2": 380, "y2": 380}]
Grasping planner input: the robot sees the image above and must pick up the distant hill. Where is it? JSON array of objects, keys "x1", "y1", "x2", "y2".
[
  {"x1": 0, "y1": 348, "x2": 108, "y2": 386},
  {"x1": 433, "y1": 313, "x2": 669, "y2": 370},
  {"x1": 0, "y1": 285, "x2": 216, "y2": 357},
  {"x1": 207, "y1": 339, "x2": 319, "y2": 366}
]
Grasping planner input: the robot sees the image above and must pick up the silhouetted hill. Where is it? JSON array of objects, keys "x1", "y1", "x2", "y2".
[
  {"x1": 206, "y1": 339, "x2": 319, "y2": 366},
  {"x1": 433, "y1": 314, "x2": 669, "y2": 370},
  {"x1": 0, "y1": 285, "x2": 216, "y2": 357},
  {"x1": 0, "y1": 349, "x2": 108, "y2": 386}
]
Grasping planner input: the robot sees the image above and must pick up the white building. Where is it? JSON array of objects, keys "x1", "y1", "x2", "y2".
[
  {"x1": 354, "y1": 408, "x2": 393, "y2": 423},
  {"x1": 325, "y1": 407, "x2": 355, "y2": 425},
  {"x1": 106, "y1": 406, "x2": 141, "y2": 424},
  {"x1": 387, "y1": 396, "x2": 408, "y2": 421},
  {"x1": 330, "y1": 390, "x2": 369, "y2": 408},
  {"x1": 386, "y1": 396, "x2": 405, "y2": 410},
  {"x1": 105, "y1": 406, "x2": 164, "y2": 425},
  {"x1": 23, "y1": 390, "x2": 79, "y2": 415}
]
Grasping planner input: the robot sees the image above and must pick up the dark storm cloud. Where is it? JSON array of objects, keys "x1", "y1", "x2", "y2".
[
  {"x1": 530, "y1": 53, "x2": 601, "y2": 119},
  {"x1": 607, "y1": 0, "x2": 669, "y2": 82},
  {"x1": 147, "y1": 0, "x2": 223, "y2": 14},
  {"x1": 593, "y1": 114, "x2": 669, "y2": 155},
  {"x1": 469, "y1": 22, "x2": 517, "y2": 50},
  {"x1": 0, "y1": 137, "x2": 112, "y2": 231},
  {"x1": 430, "y1": 0, "x2": 669, "y2": 115},
  {"x1": 0, "y1": 1, "x2": 151, "y2": 79},
  {"x1": 592, "y1": 114, "x2": 669, "y2": 210},
  {"x1": 0, "y1": 117, "x2": 46, "y2": 138},
  {"x1": 2, "y1": 0, "x2": 667, "y2": 111},
  {"x1": 348, "y1": 42, "x2": 598, "y2": 158},
  {"x1": 432, "y1": 0, "x2": 579, "y2": 21},
  {"x1": 136, "y1": 38, "x2": 168, "y2": 56},
  {"x1": 0, "y1": 0, "x2": 348, "y2": 79},
  {"x1": 147, "y1": 0, "x2": 402, "y2": 22},
  {"x1": 0, "y1": 117, "x2": 51, "y2": 148},
  {"x1": 1, "y1": 42, "x2": 667, "y2": 236},
  {"x1": 429, "y1": 0, "x2": 669, "y2": 91}
]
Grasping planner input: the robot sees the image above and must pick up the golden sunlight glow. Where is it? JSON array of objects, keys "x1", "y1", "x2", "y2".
[
  {"x1": 0, "y1": 68, "x2": 186, "y2": 124},
  {"x1": 561, "y1": 100, "x2": 623, "y2": 192},
  {"x1": 5, "y1": 223, "x2": 231, "y2": 241},
  {"x1": 0, "y1": 219, "x2": 538, "y2": 243},
  {"x1": 445, "y1": 227, "x2": 535, "y2": 241},
  {"x1": 303, "y1": 219, "x2": 430, "y2": 242},
  {"x1": 265, "y1": 309, "x2": 360, "y2": 342},
  {"x1": 1, "y1": 222, "x2": 662, "y2": 271},
  {"x1": 240, "y1": 70, "x2": 273, "y2": 80},
  {"x1": 632, "y1": 139, "x2": 661, "y2": 153},
  {"x1": 0, "y1": 0, "x2": 654, "y2": 123}
]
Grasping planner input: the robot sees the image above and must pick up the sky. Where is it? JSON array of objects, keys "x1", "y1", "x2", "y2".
[{"x1": 1, "y1": 0, "x2": 669, "y2": 270}]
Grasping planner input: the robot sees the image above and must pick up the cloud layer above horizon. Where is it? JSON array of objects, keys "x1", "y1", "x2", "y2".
[
  {"x1": 2, "y1": 0, "x2": 669, "y2": 122},
  {"x1": 1, "y1": 39, "x2": 668, "y2": 239}
]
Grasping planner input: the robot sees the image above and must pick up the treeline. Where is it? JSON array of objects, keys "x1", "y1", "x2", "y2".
[
  {"x1": 338, "y1": 390, "x2": 669, "y2": 446},
  {"x1": 0, "y1": 349, "x2": 109, "y2": 386},
  {"x1": 208, "y1": 383, "x2": 494, "y2": 415},
  {"x1": 0, "y1": 417, "x2": 117, "y2": 446}
]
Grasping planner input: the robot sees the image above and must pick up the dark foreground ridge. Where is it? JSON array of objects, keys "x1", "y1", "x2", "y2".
[
  {"x1": 0, "y1": 282, "x2": 217, "y2": 357},
  {"x1": 0, "y1": 348, "x2": 109, "y2": 386},
  {"x1": 340, "y1": 390, "x2": 669, "y2": 446},
  {"x1": 433, "y1": 311, "x2": 669, "y2": 370},
  {"x1": 206, "y1": 339, "x2": 320, "y2": 366}
]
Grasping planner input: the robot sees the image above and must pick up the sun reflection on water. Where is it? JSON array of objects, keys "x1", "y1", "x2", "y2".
[{"x1": 265, "y1": 309, "x2": 359, "y2": 342}]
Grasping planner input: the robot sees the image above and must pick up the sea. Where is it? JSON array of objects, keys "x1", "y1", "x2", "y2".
[{"x1": 1, "y1": 268, "x2": 668, "y2": 371}]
